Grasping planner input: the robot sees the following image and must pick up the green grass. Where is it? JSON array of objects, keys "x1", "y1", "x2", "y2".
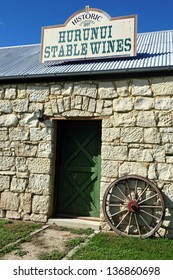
[
  {"x1": 0, "y1": 219, "x2": 42, "y2": 250},
  {"x1": 57, "y1": 226, "x2": 94, "y2": 235},
  {"x1": 69, "y1": 232, "x2": 173, "y2": 260},
  {"x1": 66, "y1": 237, "x2": 86, "y2": 250},
  {"x1": 39, "y1": 250, "x2": 66, "y2": 260}
]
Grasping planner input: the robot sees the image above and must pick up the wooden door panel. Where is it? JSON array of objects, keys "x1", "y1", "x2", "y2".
[{"x1": 57, "y1": 121, "x2": 101, "y2": 217}]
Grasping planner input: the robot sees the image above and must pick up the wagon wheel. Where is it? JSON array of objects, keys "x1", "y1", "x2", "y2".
[{"x1": 102, "y1": 175, "x2": 165, "y2": 238}]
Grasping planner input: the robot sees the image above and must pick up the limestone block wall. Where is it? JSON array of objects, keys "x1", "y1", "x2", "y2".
[{"x1": 0, "y1": 76, "x2": 173, "y2": 236}]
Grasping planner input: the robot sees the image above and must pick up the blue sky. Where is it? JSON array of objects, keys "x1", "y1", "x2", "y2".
[{"x1": 0, "y1": 0, "x2": 173, "y2": 47}]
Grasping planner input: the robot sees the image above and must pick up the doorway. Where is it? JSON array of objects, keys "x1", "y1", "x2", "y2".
[{"x1": 56, "y1": 120, "x2": 101, "y2": 217}]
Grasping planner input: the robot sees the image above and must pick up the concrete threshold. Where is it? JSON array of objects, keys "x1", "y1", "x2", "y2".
[{"x1": 48, "y1": 218, "x2": 101, "y2": 230}]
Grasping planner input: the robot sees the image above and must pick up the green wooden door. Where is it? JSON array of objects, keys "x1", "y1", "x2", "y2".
[{"x1": 57, "y1": 121, "x2": 101, "y2": 217}]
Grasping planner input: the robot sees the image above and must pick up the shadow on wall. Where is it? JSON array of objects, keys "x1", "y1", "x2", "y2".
[{"x1": 158, "y1": 192, "x2": 173, "y2": 239}]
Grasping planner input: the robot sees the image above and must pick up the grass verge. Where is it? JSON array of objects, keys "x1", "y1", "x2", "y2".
[
  {"x1": 0, "y1": 219, "x2": 42, "y2": 256},
  {"x1": 69, "y1": 232, "x2": 173, "y2": 260}
]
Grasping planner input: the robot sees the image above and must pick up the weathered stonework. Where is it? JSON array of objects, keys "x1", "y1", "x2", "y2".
[{"x1": 0, "y1": 77, "x2": 173, "y2": 237}]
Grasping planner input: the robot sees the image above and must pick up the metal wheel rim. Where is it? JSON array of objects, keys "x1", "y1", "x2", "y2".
[{"x1": 102, "y1": 175, "x2": 165, "y2": 238}]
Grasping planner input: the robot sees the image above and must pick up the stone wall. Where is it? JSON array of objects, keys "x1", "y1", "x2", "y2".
[{"x1": 0, "y1": 77, "x2": 173, "y2": 236}]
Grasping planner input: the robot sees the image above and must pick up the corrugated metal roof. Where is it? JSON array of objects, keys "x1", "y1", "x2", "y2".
[{"x1": 0, "y1": 30, "x2": 173, "y2": 79}]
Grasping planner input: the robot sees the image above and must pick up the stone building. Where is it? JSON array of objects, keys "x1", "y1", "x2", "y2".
[{"x1": 0, "y1": 8, "x2": 173, "y2": 237}]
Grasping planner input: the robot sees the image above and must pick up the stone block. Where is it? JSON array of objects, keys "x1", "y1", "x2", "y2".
[
  {"x1": 131, "y1": 79, "x2": 152, "y2": 96},
  {"x1": 144, "y1": 128, "x2": 161, "y2": 144},
  {"x1": 30, "y1": 128, "x2": 52, "y2": 141},
  {"x1": 0, "y1": 156, "x2": 15, "y2": 171},
  {"x1": 74, "y1": 83, "x2": 97, "y2": 98},
  {"x1": 136, "y1": 111, "x2": 156, "y2": 127},
  {"x1": 6, "y1": 211, "x2": 21, "y2": 219},
  {"x1": 37, "y1": 142, "x2": 52, "y2": 158},
  {"x1": 20, "y1": 193, "x2": 32, "y2": 213},
  {"x1": 62, "y1": 83, "x2": 73, "y2": 96},
  {"x1": 12, "y1": 99, "x2": 29, "y2": 112},
  {"x1": 96, "y1": 100, "x2": 104, "y2": 113},
  {"x1": 113, "y1": 97, "x2": 133, "y2": 112},
  {"x1": 28, "y1": 86, "x2": 49, "y2": 102},
  {"x1": 152, "y1": 76, "x2": 173, "y2": 96},
  {"x1": 161, "y1": 133, "x2": 173, "y2": 143},
  {"x1": 98, "y1": 81, "x2": 117, "y2": 99},
  {"x1": 155, "y1": 97, "x2": 173, "y2": 110},
  {"x1": 11, "y1": 177, "x2": 27, "y2": 192},
  {"x1": 148, "y1": 164, "x2": 157, "y2": 180},
  {"x1": 104, "y1": 100, "x2": 112, "y2": 108},
  {"x1": 0, "y1": 192, "x2": 19, "y2": 211},
  {"x1": 63, "y1": 96, "x2": 71, "y2": 111},
  {"x1": 62, "y1": 110, "x2": 93, "y2": 117},
  {"x1": 121, "y1": 127, "x2": 143, "y2": 143},
  {"x1": 32, "y1": 195, "x2": 50, "y2": 214},
  {"x1": 29, "y1": 174, "x2": 51, "y2": 195},
  {"x1": 82, "y1": 96, "x2": 90, "y2": 111},
  {"x1": 101, "y1": 160, "x2": 119, "y2": 177},
  {"x1": 102, "y1": 145, "x2": 128, "y2": 160},
  {"x1": 102, "y1": 118, "x2": 114, "y2": 128},
  {"x1": 0, "y1": 129, "x2": 8, "y2": 141},
  {"x1": 44, "y1": 100, "x2": 53, "y2": 116},
  {"x1": 50, "y1": 97, "x2": 58, "y2": 114},
  {"x1": 5, "y1": 88, "x2": 17, "y2": 99},
  {"x1": 88, "y1": 98, "x2": 96, "y2": 112},
  {"x1": 119, "y1": 162, "x2": 148, "y2": 177},
  {"x1": 158, "y1": 163, "x2": 173, "y2": 181},
  {"x1": 31, "y1": 213, "x2": 47, "y2": 223},
  {"x1": 0, "y1": 114, "x2": 18, "y2": 127},
  {"x1": 102, "y1": 107, "x2": 113, "y2": 116},
  {"x1": 0, "y1": 175, "x2": 10, "y2": 191},
  {"x1": 0, "y1": 100, "x2": 12, "y2": 113},
  {"x1": 27, "y1": 158, "x2": 51, "y2": 174},
  {"x1": 17, "y1": 87, "x2": 27, "y2": 98},
  {"x1": 128, "y1": 148, "x2": 153, "y2": 162},
  {"x1": 19, "y1": 113, "x2": 38, "y2": 127},
  {"x1": 156, "y1": 111, "x2": 172, "y2": 127},
  {"x1": 57, "y1": 97, "x2": 64, "y2": 113},
  {"x1": 153, "y1": 146, "x2": 165, "y2": 162},
  {"x1": 9, "y1": 127, "x2": 29, "y2": 141},
  {"x1": 74, "y1": 95, "x2": 82, "y2": 110},
  {"x1": 14, "y1": 143, "x2": 37, "y2": 157},
  {"x1": 114, "y1": 112, "x2": 136, "y2": 127},
  {"x1": 116, "y1": 80, "x2": 129, "y2": 97},
  {"x1": 134, "y1": 97, "x2": 154, "y2": 110},
  {"x1": 102, "y1": 127, "x2": 120, "y2": 142},
  {"x1": 50, "y1": 84, "x2": 61, "y2": 95}
]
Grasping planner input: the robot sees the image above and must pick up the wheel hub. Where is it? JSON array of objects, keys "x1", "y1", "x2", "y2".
[{"x1": 127, "y1": 200, "x2": 139, "y2": 212}]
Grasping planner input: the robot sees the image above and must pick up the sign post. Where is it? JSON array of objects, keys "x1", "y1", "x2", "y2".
[{"x1": 41, "y1": 6, "x2": 137, "y2": 63}]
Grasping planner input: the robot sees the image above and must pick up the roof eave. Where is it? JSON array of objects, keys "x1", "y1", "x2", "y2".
[{"x1": 0, "y1": 65, "x2": 173, "y2": 83}]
